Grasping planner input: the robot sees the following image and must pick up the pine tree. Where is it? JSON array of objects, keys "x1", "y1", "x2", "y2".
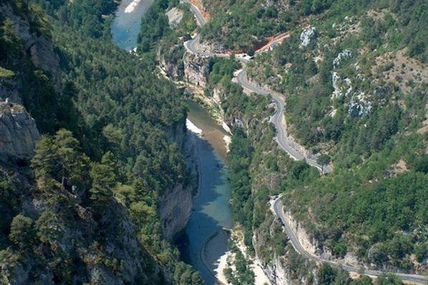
[
  {"x1": 32, "y1": 136, "x2": 61, "y2": 181},
  {"x1": 9, "y1": 214, "x2": 34, "y2": 249},
  {"x1": 89, "y1": 158, "x2": 116, "y2": 207}
]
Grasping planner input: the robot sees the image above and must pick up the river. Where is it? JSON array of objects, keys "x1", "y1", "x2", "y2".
[
  {"x1": 111, "y1": 3, "x2": 232, "y2": 284},
  {"x1": 181, "y1": 101, "x2": 232, "y2": 284},
  {"x1": 111, "y1": 0, "x2": 154, "y2": 50}
]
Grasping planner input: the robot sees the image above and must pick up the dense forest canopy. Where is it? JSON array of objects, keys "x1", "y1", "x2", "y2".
[
  {"x1": 0, "y1": 0, "x2": 202, "y2": 283},
  {"x1": 1, "y1": 0, "x2": 427, "y2": 283}
]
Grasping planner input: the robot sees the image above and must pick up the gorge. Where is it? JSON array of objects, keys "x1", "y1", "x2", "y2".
[{"x1": 112, "y1": 2, "x2": 234, "y2": 284}]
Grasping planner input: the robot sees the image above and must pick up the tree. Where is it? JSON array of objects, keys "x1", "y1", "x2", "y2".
[
  {"x1": 55, "y1": 129, "x2": 90, "y2": 189},
  {"x1": 317, "y1": 154, "x2": 331, "y2": 166},
  {"x1": 351, "y1": 276, "x2": 373, "y2": 285},
  {"x1": 0, "y1": 19, "x2": 22, "y2": 59},
  {"x1": 413, "y1": 155, "x2": 428, "y2": 173},
  {"x1": 247, "y1": 47, "x2": 255, "y2": 57},
  {"x1": 9, "y1": 214, "x2": 34, "y2": 249},
  {"x1": 32, "y1": 136, "x2": 61, "y2": 181},
  {"x1": 318, "y1": 264, "x2": 337, "y2": 285},
  {"x1": 35, "y1": 210, "x2": 63, "y2": 244},
  {"x1": 89, "y1": 159, "x2": 116, "y2": 207}
]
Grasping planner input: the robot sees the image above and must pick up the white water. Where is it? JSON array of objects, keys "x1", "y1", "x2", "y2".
[
  {"x1": 124, "y1": 0, "x2": 142, "y2": 13},
  {"x1": 186, "y1": 119, "x2": 203, "y2": 135}
]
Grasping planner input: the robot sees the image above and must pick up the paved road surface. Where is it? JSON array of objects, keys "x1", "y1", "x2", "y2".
[
  {"x1": 272, "y1": 196, "x2": 428, "y2": 285},
  {"x1": 187, "y1": 2, "x2": 206, "y2": 26},
  {"x1": 183, "y1": 1, "x2": 330, "y2": 174},
  {"x1": 236, "y1": 69, "x2": 331, "y2": 174},
  {"x1": 183, "y1": 4, "x2": 428, "y2": 283}
]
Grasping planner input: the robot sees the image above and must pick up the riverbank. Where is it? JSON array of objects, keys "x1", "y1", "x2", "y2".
[
  {"x1": 214, "y1": 228, "x2": 272, "y2": 285},
  {"x1": 181, "y1": 101, "x2": 232, "y2": 285}
]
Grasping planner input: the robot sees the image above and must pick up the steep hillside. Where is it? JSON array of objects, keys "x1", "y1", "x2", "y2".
[
  {"x1": 243, "y1": 0, "x2": 428, "y2": 272},
  {"x1": 161, "y1": 0, "x2": 428, "y2": 282},
  {"x1": 200, "y1": 0, "x2": 290, "y2": 52},
  {"x1": 0, "y1": 0, "x2": 202, "y2": 284}
]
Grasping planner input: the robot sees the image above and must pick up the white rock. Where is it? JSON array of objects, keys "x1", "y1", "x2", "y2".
[
  {"x1": 300, "y1": 27, "x2": 317, "y2": 47},
  {"x1": 333, "y1": 49, "x2": 352, "y2": 68}
]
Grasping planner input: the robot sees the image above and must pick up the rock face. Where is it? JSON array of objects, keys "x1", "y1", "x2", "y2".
[
  {"x1": 300, "y1": 26, "x2": 317, "y2": 47},
  {"x1": 263, "y1": 256, "x2": 292, "y2": 285},
  {"x1": 28, "y1": 36, "x2": 61, "y2": 89},
  {"x1": 160, "y1": 44, "x2": 185, "y2": 80},
  {"x1": 166, "y1": 7, "x2": 183, "y2": 27},
  {"x1": 159, "y1": 183, "x2": 192, "y2": 240},
  {"x1": 0, "y1": 77, "x2": 21, "y2": 104},
  {"x1": 0, "y1": 102, "x2": 40, "y2": 161},
  {"x1": 160, "y1": 122, "x2": 197, "y2": 240},
  {"x1": 184, "y1": 52, "x2": 209, "y2": 88},
  {"x1": 0, "y1": 3, "x2": 61, "y2": 90}
]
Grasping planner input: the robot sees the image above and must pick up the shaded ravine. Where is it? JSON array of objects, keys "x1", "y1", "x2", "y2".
[
  {"x1": 111, "y1": 4, "x2": 233, "y2": 284},
  {"x1": 179, "y1": 101, "x2": 232, "y2": 285}
]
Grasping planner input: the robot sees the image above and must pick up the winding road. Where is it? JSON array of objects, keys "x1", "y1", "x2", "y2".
[
  {"x1": 236, "y1": 69, "x2": 331, "y2": 173},
  {"x1": 272, "y1": 196, "x2": 428, "y2": 285},
  {"x1": 183, "y1": 1, "x2": 330, "y2": 174},
  {"x1": 182, "y1": 2, "x2": 428, "y2": 284}
]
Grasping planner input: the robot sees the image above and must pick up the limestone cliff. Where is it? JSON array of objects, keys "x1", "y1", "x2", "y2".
[
  {"x1": 184, "y1": 52, "x2": 209, "y2": 88},
  {"x1": 0, "y1": 101, "x2": 39, "y2": 162},
  {"x1": 160, "y1": 183, "x2": 192, "y2": 240},
  {"x1": 0, "y1": 2, "x2": 61, "y2": 90},
  {"x1": 160, "y1": 44, "x2": 185, "y2": 80},
  {"x1": 160, "y1": 122, "x2": 197, "y2": 240}
]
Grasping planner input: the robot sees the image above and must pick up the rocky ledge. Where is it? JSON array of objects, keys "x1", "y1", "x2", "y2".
[{"x1": 0, "y1": 101, "x2": 40, "y2": 162}]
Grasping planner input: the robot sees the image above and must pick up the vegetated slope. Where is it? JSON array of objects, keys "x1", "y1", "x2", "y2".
[
  {"x1": 200, "y1": 0, "x2": 290, "y2": 52},
  {"x1": 0, "y1": 0, "x2": 202, "y2": 284},
  {"x1": 244, "y1": 0, "x2": 428, "y2": 273},
  {"x1": 203, "y1": 58, "x2": 408, "y2": 285},
  {"x1": 133, "y1": 0, "x2": 427, "y2": 281}
]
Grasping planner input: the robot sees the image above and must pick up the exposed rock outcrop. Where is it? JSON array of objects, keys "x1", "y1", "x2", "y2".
[
  {"x1": 184, "y1": 52, "x2": 209, "y2": 88},
  {"x1": 160, "y1": 183, "x2": 192, "y2": 240},
  {"x1": 161, "y1": 123, "x2": 197, "y2": 240},
  {"x1": 160, "y1": 44, "x2": 185, "y2": 80},
  {"x1": 0, "y1": 101, "x2": 39, "y2": 162},
  {"x1": 28, "y1": 36, "x2": 61, "y2": 89},
  {"x1": 263, "y1": 256, "x2": 292, "y2": 285},
  {"x1": 300, "y1": 26, "x2": 317, "y2": 47},
  {"x1": 0, "y1": 3, "x2": 61, "y2": 90},
  {"x1": 166, "y1": 7, "x2": 183, "y2": 27}
]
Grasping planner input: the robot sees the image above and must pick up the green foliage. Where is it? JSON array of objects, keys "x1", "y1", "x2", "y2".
[
  {"x1": 173, "y1": 262, "x2": 204, "y2": 285},
  {"x1": 285, "y1": 144, "x2": 428, "y2": 267},
  {"x1": 35, "y1": 210, "x2": 63, "y2": 244},
  {"x1": 208, "y1": 57, "x2": 240, "y2": 87},
  {"x1": 0, "y1": 19, "x2": 22, "y2": 60},
  {"x1": 201, "y1": 0, "x2": 289, "y2": 51},
  {"x1": 0, "y1": 249, "x2": 21, "y2": 285},
  {"x1": 224, "y1": 249, "x2": 255, "y2": 285},
  {"x1": 0, "y1": 66, "x2": 14, "y2": 78},
  {"x1": 376, "y1": 274, "x2": 404, "y2": 285},
  {"x1": 318, "y1": 264, "x2": 344, "y2": 285},
  {"x1": 0, "y1": 0, "x2": 198, "y2": 282},
  {"x1": 138, "y1": 0, "x2": 170, "y2": 53},
  {"x1": 197, "y1": 0, "x2": 428, "y2": 280},
  {"x1": 9, "y1": 215, "x2": 34, "y2": 249},
  {"x1": 90, "y1": 156, "x2": 116, "y2": 207},
  {"x1": 52, "y1": 0, "x2": 116, "y2": 38},
  {"x1": 32, "y1": 130, "x2": 90, "y2": 189},
  {"x1": 228, "y1": 128, "x2": 254, "y2": 246}
]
